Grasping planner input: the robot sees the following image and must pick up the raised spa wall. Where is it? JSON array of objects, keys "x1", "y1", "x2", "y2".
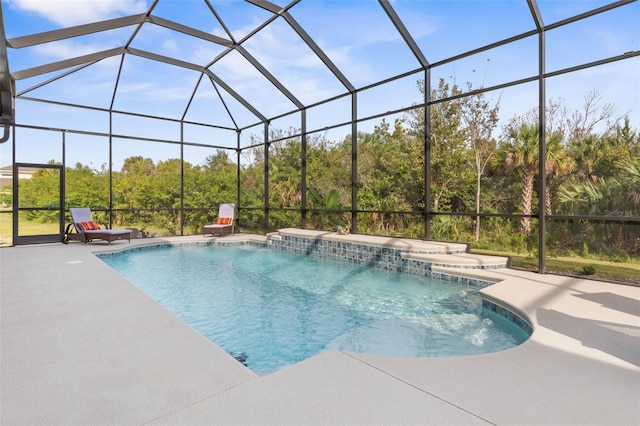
[{"x1": 267, "y1": 229, "x2": 494, "y2": 287}]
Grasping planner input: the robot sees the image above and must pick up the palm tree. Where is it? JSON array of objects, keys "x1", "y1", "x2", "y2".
[
  {"x1": 543, "y1": 131, "x2": 573, "y2": 216},
  {"x1": 563, "y1": 157, "x2": 639, "y2": 216},
  {"x1": 558, "y1": 157, "x2": 640, "y2": 255},
  {"x1": 499, "y1": 123, "x2": 539, "y2": 234},
  {"x1": 497, "y1": 123, "x2": 572, "y2": 234}
]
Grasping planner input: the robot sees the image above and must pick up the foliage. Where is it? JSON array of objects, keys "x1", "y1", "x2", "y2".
[
  {"x1": 308, "y1": 187, "x2": 347, "y2": 231},
  {"x1": 5, "y1": 79, "x2": 638, "y2": 281}
]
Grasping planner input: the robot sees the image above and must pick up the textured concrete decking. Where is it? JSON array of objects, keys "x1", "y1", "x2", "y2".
[{"x1": 1, "y1": 235, "x2": 639, "y2": 425}]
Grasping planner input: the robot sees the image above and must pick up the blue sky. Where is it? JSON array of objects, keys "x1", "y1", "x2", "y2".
[{"x1": 2, "y1": 0, "x2": 638, "y2": 169}]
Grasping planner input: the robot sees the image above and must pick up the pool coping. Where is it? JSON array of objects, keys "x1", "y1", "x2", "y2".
[{"x1": 2, "y1": 234, "x2": 639, "y2": 425}]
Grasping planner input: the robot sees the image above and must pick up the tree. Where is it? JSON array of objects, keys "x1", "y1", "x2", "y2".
[
  {"x1": 497, "y1": 122, "x2": 570, "y2": 233},
  {"x1": 356, "y1": 118, "x2": 423, "y2": 235},
  {"x1": 200, "y1": 150, "x2": 237, "y2": 206},
  {"x1": 113, "y1": 156, "x2": 157, "y2": 226},
  {"x1": 568, "y1": 116, "x2": 638, "y2": 185},
  {"x1": 269, "y1": 137, "x2": 302, "y2": 209},
  {"x1": 558, "y1": 157, "x2": 640, "y2": 256},
  {"x1": 153, "y1": 158, "x2": 182, "y2": 234},
  {"x1": 544, "y1": 132, "x2": 572, "y2": 215},
  {"x1": 566, "y1": 89, "x2": 618, "y2": 143},
  {"x1": 496, "y1": 123, "x2": 539, "y2": 234},
  {"x1": 17, "y1": 164, "x2": 61, "y2": 223},
  {"x1": 65, "y1": 162, "x2": 109, "y2": 209},
  {"x1": 406, "y1": 78, "x2": 471, "y2": 212},
  {"x1": 192, "y1": 150, "x2": 238, "y2": 231},
  {"x1": 459, "y1": 83, "x2": 500, "y2": 240},
  {"x1": 306, "y1": 132, "x2": 351, "y2": 231}
]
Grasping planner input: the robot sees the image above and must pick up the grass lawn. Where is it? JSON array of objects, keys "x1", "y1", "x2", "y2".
[
  {"x1": 473, "y1": 248, "x2": 640, "y2": 286},
  {"x1": 1, "y1": 214, "x2": 60, "y2": 245},
  {"x1": 0, "y1": 213, "x2": 187, "y2": 245}
]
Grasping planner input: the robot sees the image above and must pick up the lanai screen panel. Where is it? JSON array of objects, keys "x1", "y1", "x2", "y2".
[
  {"x1": 15, "y1": 56, "x2": 122, "y2": 111},
  {"x1": 289, "y1": 0, "x2": 422, "y2": 89},
  {"x1": 241, "y1": 16, "x2": 346, "y2": 108},
  {"x1": 151, "y1": 0, "x2": 226, "y2": 37},
  {"x1": 394, "y1": 1, "x2": 536, "y2": 64},
  {"x1": 209, "y1": 48, "x2": 298, "y2": 124},
  {"x1": 111, "y1": 55, "x2": 203, "y2": 120},
  {"x1": 536, "y1": 0, "x2": 622, "y2": 22}
]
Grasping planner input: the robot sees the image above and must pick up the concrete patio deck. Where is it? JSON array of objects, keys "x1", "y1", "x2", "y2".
[{"x1": 1, "y1": 235, "x2": 638, "y2": 425}]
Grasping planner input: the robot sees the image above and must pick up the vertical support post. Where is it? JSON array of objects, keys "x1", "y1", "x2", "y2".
[
  {"x1": 11, "y1": 125, "x2": 16, "y2": 246},
  {"x1": 61, "y1": 131, "x2": 66, "y2": 236},
  {"x1": 538, "y1": 33, "x2": 547, "y2": 274},
  {"x1": 424, "y1": 68, "x2": 432, "y2": 241},
  {"x1": 351, "y1": 92, "x2": 358, "y2": 233},
  {"x1": 532, "y1": 0, "x2": 547, "y2": 275},
  {"x1": 236, "y1": 133, "x2": 241, "y2": 223},
  {"x1": 301, "y1": 108, "x2": 307, "y2": 229},
  {"x1": 263, "y1": 121, "x2": 270, "y2": 233},
  {"x1": 179, "y1": 122, "x2": 184, "y2": 236},
  {"x1": 108, "y1": 111, "x2": 113, "y2": 226}
]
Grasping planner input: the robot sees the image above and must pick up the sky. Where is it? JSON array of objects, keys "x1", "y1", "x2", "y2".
[{"x1": 1, "y1": 0, "x2": 638, "y2": 169}]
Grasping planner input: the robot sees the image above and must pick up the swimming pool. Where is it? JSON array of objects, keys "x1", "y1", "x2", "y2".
[{"x1": 101, "y1": 243, "x2": 530, "y2": 375}]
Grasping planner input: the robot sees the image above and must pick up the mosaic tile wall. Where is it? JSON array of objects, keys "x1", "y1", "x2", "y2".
[
  {"x1": 268, "y1": 234, "x2": 495, "y2": 287},
  {"x1": 430, "y1": 270, "x2": 499, "y2": 288},
  {"x1": 482, "y1": 299, "x2": 533, "y2": 335}
]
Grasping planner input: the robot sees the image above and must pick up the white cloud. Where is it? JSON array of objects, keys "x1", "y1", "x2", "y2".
[
  {"x1": 243, "y1": 22, "x2": 321, "y2": 71},
  {"x1": 161, "y1": 38, "x2": 179, "y2": 54},
  {"x1": 32, "y1": 38, "x2": 110, "y2": 59},
  {"x1": 115, "y1": 81, "x2": 153, "y2": 95},
  {"x1": 7, "y1": 0, "x2": 148, "y2": 26}
]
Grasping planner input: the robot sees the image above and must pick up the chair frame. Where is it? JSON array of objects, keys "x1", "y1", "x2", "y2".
[
  {"x1": 65, "y1": 208, "x2": 131, "y2": 245},
  {"x1": 202, "y1": 203, "x2": 236, "y2": 236}
]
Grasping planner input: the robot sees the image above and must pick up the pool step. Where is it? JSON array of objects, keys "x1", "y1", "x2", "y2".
[
  {"x1": 431, "y1": 265, "x2": 507, "y2": 283},
  {"x1": 402, "y1": 252, "x2": 508, "y2": 270},
  {"x1": 270, "y1": 229, "x2": 506, "y2": 270},
  {"x1": 266, "y1": 232, "x2": 282, "y2": 242},
  {"x1": 275, "y1": 228, "x2": 468, "y2": 254}
]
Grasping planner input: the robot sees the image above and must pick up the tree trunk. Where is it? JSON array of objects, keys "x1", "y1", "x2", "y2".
[
  {"x1": 475, "y1": 173, "x2": 481, "y2": 241},
  {"x1": 545, "y1": 181, "x2": 553, "y2": 215},
  {"x1": 521, "y1": 172, "x2": 534, "y2": 234}
]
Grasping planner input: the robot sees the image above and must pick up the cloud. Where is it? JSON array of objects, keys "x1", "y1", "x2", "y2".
[
  {"x1": 161, "y1": 38, "x2": 179, "y2": 54},
  {"x1": 32, "y1": 38, "x2": 114, "y2": 59},
  {"x1": 7, "y1": 0, "x2": 148, "y2": 26}
]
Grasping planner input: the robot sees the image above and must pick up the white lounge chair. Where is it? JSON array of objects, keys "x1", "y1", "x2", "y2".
[
  {"x1": 66, "y1": 207, "x2": 131, "y2": 244},
  {"x1": 203, "y1": 203, "x2": 236, "y2": 236}
]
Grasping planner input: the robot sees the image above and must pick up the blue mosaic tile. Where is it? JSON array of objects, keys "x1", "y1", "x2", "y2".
[{"x1": 482, "y1": 299, "x2": 533, "y2": 335}]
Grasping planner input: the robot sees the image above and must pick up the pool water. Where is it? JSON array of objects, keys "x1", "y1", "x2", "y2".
[{"x1": 101, "y1": 244, "x2": 530, "y2": 375}]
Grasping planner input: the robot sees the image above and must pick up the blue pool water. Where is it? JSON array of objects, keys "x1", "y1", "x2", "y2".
[{"x1": 101, "y1": 244, "x2": 530, "y2": 375}]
